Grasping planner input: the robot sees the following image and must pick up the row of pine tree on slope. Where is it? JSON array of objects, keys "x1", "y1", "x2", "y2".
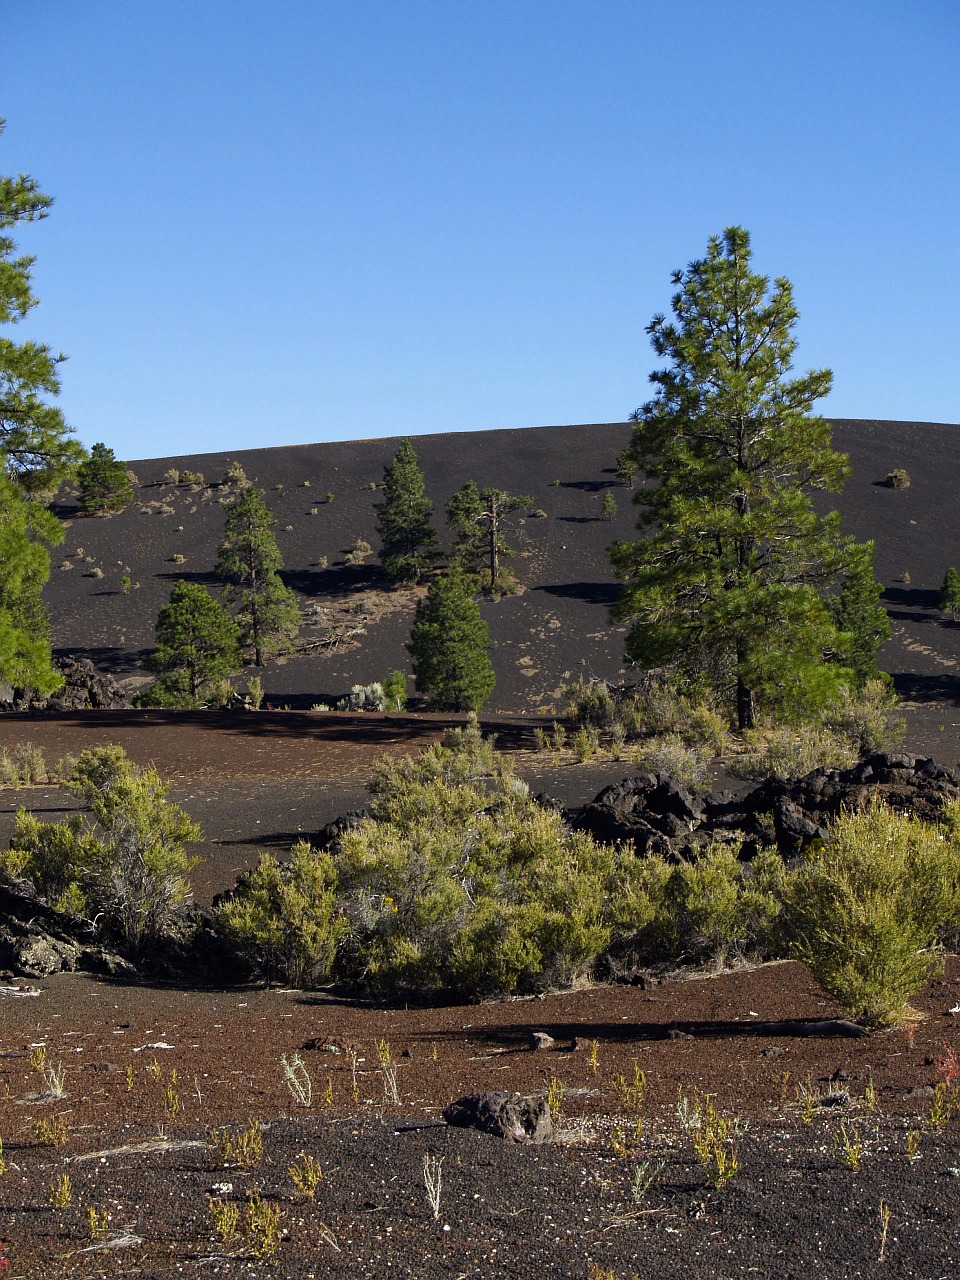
[{"x1": 123, "y1": 446, "x2": 533, "y2": 711}]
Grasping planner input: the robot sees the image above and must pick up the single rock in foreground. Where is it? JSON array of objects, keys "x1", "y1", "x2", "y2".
[{"x1": 443, "y1": 1090, "x2": 553, "y2": 1142}]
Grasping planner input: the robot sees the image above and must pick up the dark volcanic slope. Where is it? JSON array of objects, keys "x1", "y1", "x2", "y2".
[{"x1": 40, "y1": 419, "x2": 960, "y2": 719}]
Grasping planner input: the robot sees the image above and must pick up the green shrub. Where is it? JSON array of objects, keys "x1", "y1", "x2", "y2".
[
  {"x1": 562, "y1": 676, "x2": 617, "y2": 731},
  {"x1": 338, "y1": 683, "x2": 385, "y2": 712},
  {"x1": 3, "y1": 746, "x2": 201, "y2": 952},
  {"x1": 562, "y1": 676, "x2": 729, "y2": 758},
  {"x1": 731, "y1": 681, "x2": 904, "y2": 780},
  {"x1": 336, "y1": 790, "x2": 644, "y2": 998},
  {"x1": 683, "y1": 704, "x2": 729, "y2": 754},
  {"x1": 215, "y1": 721, "x2": 653, "y2": 997},
  {"x1": 1, "y1": 811, "x2": 95, "y2": 906},
  {"x1": 641, "y1": 845, "x2": 790, "y2": 968},
  {"x1": 0, "y1": 742, "x2": 49, "y2": 786},
  {"x1": 671, "y1": 846, "x2": 743, "y2": 964},
  {"x1": 886, "y1": 468, "x2": 910, "y2": 490},
  {"x1": 345, "y1": 539, "x2": 372, "y2": 566},
  {"x1": 214, "y1": 843, "x2": 344, "y2": 987},
  {"x1": 784, "y1": 802, "x2": 960, "y2": 1027},
  {"x1": 940, "y1": 567, "x2": 960, "y2": 620}
]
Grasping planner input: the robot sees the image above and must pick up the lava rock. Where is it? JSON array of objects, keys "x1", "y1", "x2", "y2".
[{"x1": 443, "y1": 1090, "x2": 553, "y2": 1142}]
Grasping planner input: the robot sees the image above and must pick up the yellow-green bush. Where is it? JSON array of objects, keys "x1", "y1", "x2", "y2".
[
  {"x1": 336, "y1": 770, "x2": 650, "y2": 997},
  {"x1": 730, "y1": 724, "x2": 856, "y2": 781},
  {"x1": 2, "y1": 746, "x2": 200, "y2": 951},
  {"x1": 822, "y1": 679, "x2": 904, "y2": 756},
  {"x1": 639, "y1": 845, "x2": 789, "y2": 968},
  {"x1": 218, "y1": 722, "x2": 655, "y2": 997},
  {"x1": 214, "y1": 843, "x2": 344, "y2": 987},
  {"x1": 785, "y1": 802, "x2": 960, "y2": 1027},
  {"x1": 633, "y1": 734, "x2": 710, "y2": 790}
]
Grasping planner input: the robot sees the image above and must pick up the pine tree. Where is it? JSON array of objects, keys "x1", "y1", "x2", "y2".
[
  {"x1": 610, "y1": 226, "x2": 869, "y2": 729},
  {"x1": 144, "y1": 580, "x2": 243, "y2": 705},
  {"x1": 829, "y1": 546, "x2": 891, "y2": 686},
  {"x1": 215, "y1": 486, "x2": 299, "y2": 666},
  {"x1": 374, "y1": 439, "x2": 438, "y2": 584},
  {"x1": 445, "y1": 482, "x2": 531, "y2": 595},
  {"x1": 0, "y1": 121, "x2": 83, "y2": 695},
  {"x1": 940, "y1": 567, "x2": 960, "y2": 621},
  {"x1": 76, "y1": 442, "x2": 134, "y2": 513},
  {"x1": 408, "y1": 567, "x2": 495, "y2": 710},
  {"x1": 0, "y1": 120, "x2": 84, "y2": 497}
]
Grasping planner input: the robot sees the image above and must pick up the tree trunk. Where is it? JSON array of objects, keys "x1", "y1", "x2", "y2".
[
  {"x1": 489, "y1": 497, "x2": 499, "y2": 591},
  {"x1": 736, "y1": 677, "x2": 755, "y2": 731}
]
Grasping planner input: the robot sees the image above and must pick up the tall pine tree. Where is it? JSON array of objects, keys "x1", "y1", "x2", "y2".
[
  {"x1": 0, "y1": 473, "x2": 61, "y2": 695},
  {"x1": 610, "y1": 227, "x2": 871, "y2": 728},
  {"x1": 375, "y1": 439, "x2": 438, "y2": 584},
  {"x1": 0, "y1": 120, "x2": 83, "y2": 496},
  {"x1": 215, "y1": 486, "x2": 299, "y2": 666},
  {"x1": 0, "y1": 121, "x2": 83, "y2": 695},
  {"x1": 408, "y1": 567, "x2": 495, "y2": 710}
]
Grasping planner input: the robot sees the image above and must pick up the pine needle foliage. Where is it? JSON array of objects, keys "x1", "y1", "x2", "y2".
[
  {"x1": 940, "y1": 567, "x2": 960, "y2": 621},
  {"x1": 828, "y1": 547, "x2": 891, "y2": 687},
  {"x1": 75, "y1": 442, "x2": 133, "y2": 513},
  {"x1": 446, "y1": 481, "x2": 531, "y2": 595}
]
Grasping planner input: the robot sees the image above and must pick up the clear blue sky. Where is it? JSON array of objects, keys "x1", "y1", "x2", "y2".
[{"x1": 5, "y1": 1, "x2": 959, "y2": 460}]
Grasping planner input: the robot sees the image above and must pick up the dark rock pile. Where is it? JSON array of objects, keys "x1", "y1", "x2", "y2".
[
  {"x1": 0, "y1": 657, "x2": 130, "y2": 712},
  {"x1": 567, "y1": 752, "x2": 960, "y2": 861}
]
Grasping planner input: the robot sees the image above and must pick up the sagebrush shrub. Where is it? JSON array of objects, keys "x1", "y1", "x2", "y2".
[
  {"x1": 3, "y1": 746, "x2": 201, "y2": 951},
  {"x1": 217, "y1": 721, "x2": 654, "y2": 996},
  {"x1": 634, "y1": 845, "x2": 789, "y2": 968},
  {"x1": 731, "y1": 680, "x2": 904, "y2": 780},
  {"x1": 0, "y1": 742, "x2": 49, "y2": 787},
  {"x1": 823, "y1": 679, "x2": 904, "y2": 755},
  {"x1": 785, "y1": 802, "x2": 960, "y2": 1027},
  {"x1": 214, "y1": 843, "x2": 344, "y2": 987},
  {"x1": 338, "y1": 683, "x2": 385, "y2": 712},
  {"x1": 633, "y1": 733, "x2": 710, "y2": 790},
  {"x1": 730, "y1": 724, "x2": 856, "y2": 781}
]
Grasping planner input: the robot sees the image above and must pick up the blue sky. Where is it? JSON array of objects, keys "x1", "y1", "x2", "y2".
[{"x1": 5, "y1": 1, "x2": 959, "y2": 460}]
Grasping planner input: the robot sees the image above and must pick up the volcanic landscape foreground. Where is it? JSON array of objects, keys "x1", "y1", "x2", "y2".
[{"x1": 0, "y1": 418, "x2": 959, "y2": 1278}]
